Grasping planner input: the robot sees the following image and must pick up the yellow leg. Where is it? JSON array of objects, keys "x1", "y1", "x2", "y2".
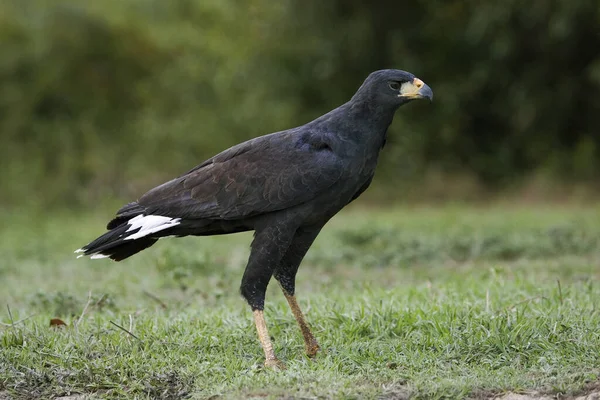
[
  {"x1": 253, "y1": 309, "x2": 286, "y2": 369},
  {"x1": 283, "y1": 293, "x2": 320, "y2": 357}
]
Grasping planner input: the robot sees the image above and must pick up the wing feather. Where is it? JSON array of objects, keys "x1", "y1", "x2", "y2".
[{"x1": 137, "y1": 132, "x2": 343, "y2": 220}]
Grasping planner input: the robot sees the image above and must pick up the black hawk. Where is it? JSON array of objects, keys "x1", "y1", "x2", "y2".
[{"x1": 76, "y1": 69, "x2": 433, "y2": 368}]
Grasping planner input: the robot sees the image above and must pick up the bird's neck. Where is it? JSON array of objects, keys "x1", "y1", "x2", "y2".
[{"x1": 329, "y1": 101, "x2": 398, "y2": 151}]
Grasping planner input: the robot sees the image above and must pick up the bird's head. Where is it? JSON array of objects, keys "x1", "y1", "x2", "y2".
[{"x1": 352, "y1": 69, "x2": 433, "y2": 108}]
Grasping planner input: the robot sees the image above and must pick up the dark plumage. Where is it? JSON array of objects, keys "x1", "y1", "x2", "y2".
[{"x1": 76, "y1": 69, "x2": 433, "y2": 368}]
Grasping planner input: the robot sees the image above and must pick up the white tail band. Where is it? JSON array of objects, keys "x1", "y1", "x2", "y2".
[{"x1": 124, "y1": 215, "x2": 181, "y2": 240}]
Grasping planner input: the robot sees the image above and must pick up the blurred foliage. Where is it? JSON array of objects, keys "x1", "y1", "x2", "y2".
[
  {"x1": 0, "y1": 0, "x2": 598, "y2": 207},
  {"x1": 320, "y1": 223, "x2": 600, "y2": 268}
]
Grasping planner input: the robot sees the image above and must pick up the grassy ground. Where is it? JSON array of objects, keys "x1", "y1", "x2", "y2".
[{"x1": 1, "y1": 205, "x2": 599, "y2": 399}]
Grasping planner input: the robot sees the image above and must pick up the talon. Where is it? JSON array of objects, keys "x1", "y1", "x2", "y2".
[
  {"x1": 306, "y1": 342, "x2": 320, "y2": 358},
  {"x1": 264, "y1": 358, "x2": 286, "y2": 370}
]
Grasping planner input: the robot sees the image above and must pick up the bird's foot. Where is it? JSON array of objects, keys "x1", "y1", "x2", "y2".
[
  {"x1": 264, "y1": 358, "x2": 286, "y2": 370},
  {"x1": 305, "y1": 340, "x2": 321, "y2": 358}
]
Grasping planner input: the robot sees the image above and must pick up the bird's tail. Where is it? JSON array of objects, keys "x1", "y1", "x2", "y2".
[{"x1": 75, "y1": 204, "x2": 181, "y2": 261}]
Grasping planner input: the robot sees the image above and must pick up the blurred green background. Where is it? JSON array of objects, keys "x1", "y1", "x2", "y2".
[{"x1": 1, "y1": 0, "x2": 599, "y2": 209}]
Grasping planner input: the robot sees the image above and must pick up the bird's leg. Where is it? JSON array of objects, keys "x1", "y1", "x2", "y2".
[
  {"x1": 241, "y1": 225, "x2": 296, "y2": 369},
  {"x1": 281, "y1": 287, "x2": 320, "y2": 357},
  {"x1": 274, "y1": 226, "x2": 323, "y2": 358},
  {"x1": 253, "y1": 309, "x2": 285, "y2": 369}
]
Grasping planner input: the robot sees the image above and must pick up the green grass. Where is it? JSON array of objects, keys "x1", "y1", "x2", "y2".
[{"x1": 1, "y1": 205, "x2": 600, "y2": 399}]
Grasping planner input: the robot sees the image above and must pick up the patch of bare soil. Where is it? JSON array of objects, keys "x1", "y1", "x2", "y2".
[
  {"x1": 493, "y1": 389, "x2": 600, "y2": 400},
  {"x1": 493, "y1": 394, "x2": 554, "y2": 400},
  {"x1": 0, "y1": 391, "x2": 93, "y2": 400}
]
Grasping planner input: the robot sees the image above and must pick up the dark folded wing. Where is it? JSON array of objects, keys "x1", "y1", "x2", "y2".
[{"x1": 134, "y1": 132, "x2": 343, "y2": 220}]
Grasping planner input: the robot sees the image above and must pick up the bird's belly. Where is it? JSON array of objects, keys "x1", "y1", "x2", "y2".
[{"x1": 293, "y1": 175, "x2": 371, "y2": 225}]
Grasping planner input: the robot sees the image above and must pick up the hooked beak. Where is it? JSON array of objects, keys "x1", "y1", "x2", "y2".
[{"x1": 399, "y1": 78, "x2": 433, "y2": 101}]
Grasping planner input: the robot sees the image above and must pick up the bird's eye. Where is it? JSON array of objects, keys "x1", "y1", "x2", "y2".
[{"x1": 389, "y1": 82, "x2": 401, "y2": 91}]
